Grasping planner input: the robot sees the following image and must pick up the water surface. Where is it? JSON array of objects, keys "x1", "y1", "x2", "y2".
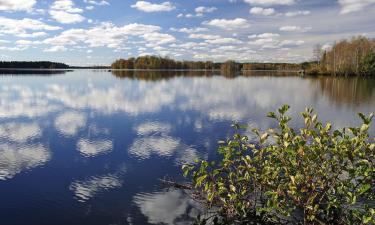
[{"x1": 0, "y1": 70, "x2": 374, "y2": 225}]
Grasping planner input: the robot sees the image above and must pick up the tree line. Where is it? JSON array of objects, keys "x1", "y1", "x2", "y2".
[
  {"x1": 306, "y1": 36, "x2": 375, "y2": 76},
  {"x1": 111, "y1": 56, "x2": 220, "y2": 70},
  {"x1": 0, "y1": 61, "x2": 69, "y2": 69},
  {"x1": 111, "y1": 56, "x2": 300, "y2": 72}
]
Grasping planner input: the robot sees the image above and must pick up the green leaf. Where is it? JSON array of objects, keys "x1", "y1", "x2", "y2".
[{"x1": 358, "y1": 184, "x2": 371, "y2": 195}]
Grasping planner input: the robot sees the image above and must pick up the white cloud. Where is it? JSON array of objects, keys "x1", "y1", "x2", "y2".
[
  {"x1": 42, "y1": 22, "x2": 162, "y2": 50},
  {"x1": 250, "y1": 7, "x2": 275, "y2": 16},
  {"x1": 339, "y1": 0, "x2": 375, "y2": 14},
  {"x1": 17, "y1": 32, "x2": 48, "y2": 38},
  {"x1": 206, "y1": 37, "x2": 241, "y2": 44},
  {"x1": 49, "y1": 10, "x2": 85, "y2": 24},
  {"x1": 285, "y1": 10, "x2": 310, "y2": 17},
  {"x1": 195, "y1": 6, "x2": 217, "y2": 16},
  {"x1": 54, "y1": 112, "x2": 87, "y2": 136},
  {"x1": 279, "y1": 26, "x2": 311, "y2": 32},
  {"x1": 244, "y1": 0, "x2": 295, "y2": 6},
  {"x1": 249, "y1": 33, "x2": 280, "y2": 38},
  {"x1": 0, "y1": 0, "x2": 36, "y2": 12},
  {"x1": 142, "y1": 32, "x2": 176, "y2": 45},
  {"x1": 49, "y1": 0, "x2": 85, "y2": 24},
  {"x1": 84, "y1": 0, "x2": 109, "y2": 6},
  {"x1": 44, "y1": 45, "x2": 67, "y2": 52},
  {"x1": 189, "y1": 33, "x2": 221, "y2": 40},
  {"x1": 131, "y1": 1, "x2": 175, "y2": 12},
  {"x1": 77, "y1": 138, "x2": 113, "y2": 157},
  {"x1": 171, "y1": 27, "x2": 208, "y2": 33},
  {"x1": 204, "y1": 18, "x2": 250, "y2": 30},
  {"x1": 0, "y1": 17, "x2": 61, "y2": 37},
  {"x1": 195, "y1": 6, "x2": 217, "y2": 14}
]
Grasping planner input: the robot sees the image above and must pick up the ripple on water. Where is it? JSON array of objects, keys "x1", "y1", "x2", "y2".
[
  {"x1": 0, "y1": 123, "x2": 41, "y2": 143},
  {"x1": 69, "y1": 174, "x2": 122, "y2": 202},
  {"x1": 133, "y1": 189, "x2": 202, "y2": 225},
  {"x1": 76, "y1": 138, "x2": 113, "y2": 157},
  {"x1": 0, "y1": 143, "x2": 51, "y2": 180}
]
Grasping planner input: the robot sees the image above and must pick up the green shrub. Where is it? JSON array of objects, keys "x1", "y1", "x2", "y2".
[
  {"x1": 360, "y1": 51, "x2": 375, "y2": 76},
  {"x1": 183, "y1": 105, "x2": 374, "y2": 224}
]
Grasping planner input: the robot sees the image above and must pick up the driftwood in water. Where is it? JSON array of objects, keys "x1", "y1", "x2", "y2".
[{"x1": 159, "y1": 179, "x2": 192, "y2": 190}]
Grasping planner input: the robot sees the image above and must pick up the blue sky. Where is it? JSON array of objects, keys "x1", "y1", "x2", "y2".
[{"x1": 0, "y1": 0, "x2": 374, "y2": 66}]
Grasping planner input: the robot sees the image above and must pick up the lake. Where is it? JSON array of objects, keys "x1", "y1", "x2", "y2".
[{"x1": 0, "y1": 70, "x2": 374, "y2": 225}]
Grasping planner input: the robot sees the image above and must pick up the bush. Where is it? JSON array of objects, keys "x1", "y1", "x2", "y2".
[
  {"x1": 360, "y1": 51, "x2": 375, "y2": 76},
  {"x1": 183, "y1": 105, "x2": 374, "y2": 224}
]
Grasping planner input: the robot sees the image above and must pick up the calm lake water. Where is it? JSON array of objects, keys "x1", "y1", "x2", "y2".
[{"x1": 0, "y1": 70, "x2": 374, "y2": 225}]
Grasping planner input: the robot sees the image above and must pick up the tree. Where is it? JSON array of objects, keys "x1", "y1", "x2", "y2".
[{"x1": 360, "y1": 51, "x2": 375, "y2": 76}]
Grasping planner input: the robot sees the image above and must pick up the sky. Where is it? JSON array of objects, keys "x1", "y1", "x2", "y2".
[{"x1": 0, "y1": 0, "x2": 374, "y2": 66}]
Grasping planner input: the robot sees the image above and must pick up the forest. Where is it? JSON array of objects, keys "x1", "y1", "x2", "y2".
[
  {"x1": 110, "y1": 56, "x2": 300, "y2": 72},
  {"x1": 0, "y1": 61, "x2": 69, "y2": 69},
  {"x1": 305, "y1": 36, "x2": 375, "y2": 76}
]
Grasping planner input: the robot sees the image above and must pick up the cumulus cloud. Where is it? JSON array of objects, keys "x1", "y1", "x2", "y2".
[
  {"x1": 171, "y1": 27, "x2": 208, "y2": 33},
  {"x1": 206, "y1": 37, "x2": 241, "y2": 44},
  {"x1": 49, "y1": 0, "x2": 85, "y2": 24},
  {"x1": 44, "y1": 45, "x2": 67, "y2": 52},
  {"x1": 188, "y1": 33, "x2": 221, "y2": 40},
  {"x1": 250, "y1": 7, "x2": 275, "y2": 16},
  {"x1": 0, "y1": 17, "x2": 61, "y2": 37},
  {"x1": 204, "y1": 18, "x2": 250, "y2": 30},
  {"x1": 195, "y1": 6, "x2": 217, "y2": 16},
  {"x1": 0, "y1": 0, "x2": 36, "y2": 12},
  {"x1": 131, "y1": 1, "x2": 175, "y2": 12},
  {"x1": 339, "y1": 0, "x2": 375, "y2": 14},
  {"x1": 42, "y1": 22, "x2": 164, "y2": 51},
  {"x1": 142, "y1": 32, "x2": 176, "y2": 45},
  {"x1": 244, "y1": 0, "x2": 295, "y2": 6}
]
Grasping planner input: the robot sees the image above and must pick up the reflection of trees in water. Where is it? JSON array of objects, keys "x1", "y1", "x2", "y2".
[
  {"x1": 241, "y1": 70, "x2": 300, "y2": 77},
  {"x1": 310, "y1": 76, "x2": 375, "y2": 106},
  {"x1": 111, "y1": 70, "x2": 303, "y2": 80},
  {"x1": 0, "y1": 69, "x2": 71, "y2": 75},
  {"x1": 111, "y1": 70, "x2": 216, "y2": 81}
]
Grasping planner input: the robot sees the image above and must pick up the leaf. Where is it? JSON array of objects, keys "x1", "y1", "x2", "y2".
[
  {"x1": 278, "y1": 104, "x2": 290, "y2": 114},
  {"x1": 267, "y1": 112, "x2": 276, "y2": 119},
  {"x1": 260, "y1": 133, "x2": 269, "y2": 144},
  {"x1": 358, "y1": 184, "x2": 371, "y2": 195}
]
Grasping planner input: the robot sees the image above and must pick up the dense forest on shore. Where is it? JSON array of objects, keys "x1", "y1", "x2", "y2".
[
  {"x1": 304, "y1": 36, "x2": 375, "y2": 75},
  {"x1": 0, "y1": 61, "x2": 69, "y2": 69}
]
